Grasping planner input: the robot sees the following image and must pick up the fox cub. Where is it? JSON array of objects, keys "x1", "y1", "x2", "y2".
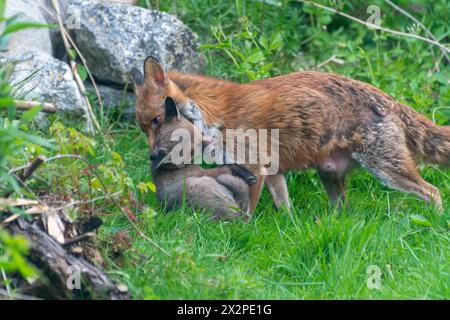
[{"x1": 150, "y1": 97, "x2": 257, "y2": 220}]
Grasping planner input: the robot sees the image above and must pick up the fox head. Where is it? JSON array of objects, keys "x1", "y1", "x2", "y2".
[
  {"x1": 131, "y1": 56, "x2": 192, "y2": 152},
  {"x1": 148, "y1": 96, "x2": 212, "y2": 171}
]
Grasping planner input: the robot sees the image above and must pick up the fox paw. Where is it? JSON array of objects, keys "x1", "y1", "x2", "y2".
[
  {"x1": 244, "y1": 175, "x2": 257, "y2": 186},
  {"x1": 231, "y1": 165, "x2": 257, "y2": 186}
]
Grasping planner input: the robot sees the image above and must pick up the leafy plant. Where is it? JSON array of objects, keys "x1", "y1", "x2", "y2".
[
  {"x1": 202, "y1": 17, "x2": 283, "y2": 82},
  {"x1": 0, "y1": 0, "x2": 54, "y2": 285},
  {"x1": 0, "y1": 230, "x2": 34, "y2": 278}
]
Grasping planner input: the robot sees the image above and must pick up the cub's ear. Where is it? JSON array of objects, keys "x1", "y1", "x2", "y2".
[
  {"x1": 144, "y1": 56, "x2": 167, "y2": 90},
  {"x1": 165, "y1": 97, "x2": 180, "y2": 121}
]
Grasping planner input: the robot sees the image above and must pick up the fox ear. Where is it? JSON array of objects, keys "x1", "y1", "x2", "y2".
[
  {"x1": 144, "y1": 56, "x2": 167, "y2": 90},
  {"x1": 165, "y1": 97, "x2": 180, "y2": 121}
]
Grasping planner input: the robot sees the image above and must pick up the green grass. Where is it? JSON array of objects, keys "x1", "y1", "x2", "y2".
[
  {"x1": 93, "y1": 0, "x2": 450, "y2": 299},
  {"x1": 97, "y1": 126, "x2": 449, "y2": 299}
]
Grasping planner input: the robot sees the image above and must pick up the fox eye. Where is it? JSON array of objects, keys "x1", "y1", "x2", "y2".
[{"x1": 152, "y1": 116, "x2": 161, "y2": 127}]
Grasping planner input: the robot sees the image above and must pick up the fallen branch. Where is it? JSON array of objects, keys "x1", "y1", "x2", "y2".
[
  {"x1": 8, "y1": 219, "x2": 129, "y2": 299},
  {"x1": 14, "y1": 100, "x2": 57, "y2": 113},
  {"x1": 62, "y1": 231, "x2": 96, "y2": 248},
  {"x1": 0, "y1": 210, "x2": 44, "y2": 227},
  {"x1": 0, "y1": 198, "x2": 39, "y2": 210}
]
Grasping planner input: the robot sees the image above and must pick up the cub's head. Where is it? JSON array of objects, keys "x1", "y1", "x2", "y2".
[
  {"x1": 131, "y1": 56, "x2": 189, "y2": 152},
  {"x1": 149, "y1": 97, "x2": 211, "y2": 171}
]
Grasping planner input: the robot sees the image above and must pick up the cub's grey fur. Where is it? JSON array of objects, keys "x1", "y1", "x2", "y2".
[{"x1": 151, "y1": 98, "x2": 254, "y2": 220}]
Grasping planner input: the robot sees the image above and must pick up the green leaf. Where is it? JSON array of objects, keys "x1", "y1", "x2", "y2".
[
  {"x1": 259, "y1": 34, "x2": 269, "y2": 50},
  {"x1": 270, "y1": 32, "x2": 283, "y2": 50},
  {"x1": 0, "y1": 0, "x2": 5, "y2": 19},
  {"x1": 410, "y1": 214, "x2": 432, "y2": 227},
  {"x1": 246, "y1": 51, "x2": 264, "y2": 63},
  {"x1": 2, "y1": 21, "x2": 54, "y2": 37},
  {"x1": 434, "y1": 72, "x2": 449, "y2": 86},
  {"x1": 68, "y1": 49, "x2": 78, "y2": 61},
  {"x1": 20, "y1": 105, "x2": 43, "y2": 123},
  {"x1": 18, "y1": 132, "x2": 54, "y2": 150},
  {"x1": 318, "y1": 13, "x2": 332, "y2": 25},
  {"x1": 244, "y1": 69, "x2": 257, "y2": 80},
  {"x1": 147, "y1": 182, "x2": 156, "y2": 193},
  {"x1": 0, "y1": 97, "x2": 14, "y2": 108},
  {"x1": 77, "y1": 64, "x2": 88, "y2": 81}
]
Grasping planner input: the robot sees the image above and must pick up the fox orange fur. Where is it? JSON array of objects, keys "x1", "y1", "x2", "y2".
[{"x1": 132, "y1": 56, "x2": 450, "y2": 214}]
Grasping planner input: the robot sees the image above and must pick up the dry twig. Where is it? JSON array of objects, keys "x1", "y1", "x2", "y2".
[
  {"x1": 315, "y1": 54, "x2": 345, "y2": 69},
  {"x1": 384, "y1": 0, "x2": 449, "y2": 64},
  {"x1": 14, "y1": 101, "x2": 57, "y2": 113},
  {"x1": 35, "y1": 2, "x2": 106, "y2": 114},
  {"x1": 50, "y1": 0, "x2": 101, "y2": 134}
]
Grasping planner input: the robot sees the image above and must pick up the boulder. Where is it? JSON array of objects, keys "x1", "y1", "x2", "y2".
[
  {"x1": 7, "y1": 50, "x2": 89, "y2": 121},
  {"x1": 1, "y1": 0, "x2": 53, "y2": 57},
  {"x1": 85, "y1": 82, "x2": 136, "y2": 120},
  {"x1": 69, "y1": 1, "x2": 204, "y2": 85}
]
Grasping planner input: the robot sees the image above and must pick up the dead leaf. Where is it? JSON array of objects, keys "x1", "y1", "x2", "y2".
[
  {"x1": 44, "y1": 208, "x2": 66, "y2": 244},
  {"x1": 0, "y1": 198, "x2": 39, "y2": 211}
]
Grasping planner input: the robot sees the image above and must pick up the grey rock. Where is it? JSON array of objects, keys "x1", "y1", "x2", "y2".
[
  {"x1": 69, "y1": 1, "x2": 204, "y2": 85},
  {"x1": 34, "y1": 0, "x2": 82, "y2": 60},
  {"x1": 7, "y1": 50, "x2": 89, "y2": 121},
  {"x1": 34, "y1": 0, "x2": 69, "y2": 60},
  {"x1": 85, "y1": 82, "x2": 136, "y2": 120},
  {"x1": 1, "y1": 0, "x2": 53, "y2": 57}
]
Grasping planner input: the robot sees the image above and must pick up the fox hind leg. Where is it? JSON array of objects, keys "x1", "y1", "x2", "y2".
[
  {"x1": 367, "y1": 164, "x2": 443, "y2": 213},
  {"x1": 317, "y1": 148, "x2": 353, "y2": 208},
  {"x1": 353, "y1": 135, "x2": 443, "y2": 212}
]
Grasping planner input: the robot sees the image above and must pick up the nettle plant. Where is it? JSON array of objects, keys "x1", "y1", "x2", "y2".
[
  {"x1": 202, "y1": 17, "x2": 283, "y2": 82},
  {"x1": 45, "y1": 122, "x2": 138, "y2": 203}
]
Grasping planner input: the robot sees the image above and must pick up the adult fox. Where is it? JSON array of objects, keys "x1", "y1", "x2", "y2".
[{"x1": 132, "y1": 56, "x2": 449, "y2": 213}]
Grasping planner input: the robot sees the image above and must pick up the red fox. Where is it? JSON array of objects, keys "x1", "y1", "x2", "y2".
[
  {"x1": 150, "y1": 96, "x2": 255, "y2": 220},
  {"x1": 132, "y1": 56, "x2": 449, "y2": 213}
]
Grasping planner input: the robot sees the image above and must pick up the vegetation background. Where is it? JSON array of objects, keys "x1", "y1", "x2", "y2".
[{"x1": 1, "y1": 0, "x2": 449, "y2": 299}]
